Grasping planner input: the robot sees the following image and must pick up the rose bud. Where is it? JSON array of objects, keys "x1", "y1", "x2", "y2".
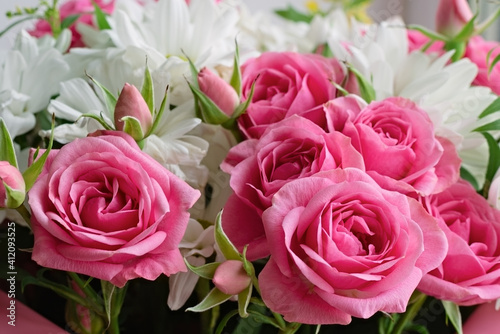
[
  {"x1": 213, "y1": 260, "x2": 251, "y2": 295},
  {"x1": 114, "y1": 83, "x2": 153, "y2": 139},
  {"x1": 436, "y1": 0, "x2": 473, "y2": 37},
  {"x1": 198, "y1": 67, "x2": 239, "y2": 116},
  {"x1": 0, "y1": 161, "x2": 26, "y2": 208}
]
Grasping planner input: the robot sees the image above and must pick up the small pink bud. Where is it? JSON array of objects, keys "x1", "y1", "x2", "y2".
[
  {"x1": 198, "y1": 67, "x2": 239, "y2": 116},
  {"x1": 0, "y1": 161, "x2": 26, "y2": 208},
  {"x1": 114, "y1": 83, "x2": 153, "y2": 135},
  {"x1": 213, "y1": 260, "x2": 251, "y2": 295},
  {"x1": 436, "y1": 0, "x2": 473, "y2": 37}
]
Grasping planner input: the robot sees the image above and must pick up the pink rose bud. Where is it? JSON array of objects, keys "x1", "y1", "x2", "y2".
[
  {"x1": 198, "y1": 67, "x2": 239, "y2": 116},
  {"x1": 0, "y1": 161, "x2": 26, "y2": 208},
  {"x1": 213, "y1": 260, "x2": 251, "y2": 295},
  {"x1": 114, "y1": 83, "x2": 153, "y2": 137},
  {"x1": 436, "y1": 0, "x2": 473, "y2": 37}
]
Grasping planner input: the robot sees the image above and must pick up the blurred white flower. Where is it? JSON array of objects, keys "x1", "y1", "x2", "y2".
[{"x1": 0, "y1": 30, "x2": 70, "y2": 138}]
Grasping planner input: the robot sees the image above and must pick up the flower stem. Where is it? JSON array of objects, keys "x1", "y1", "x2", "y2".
[
  {"x1": 15, "y1": 204, "x2": 32, "y2": 229},
  {"x1": 391, "y1": 292, "x2": 427, "y2": 334}
]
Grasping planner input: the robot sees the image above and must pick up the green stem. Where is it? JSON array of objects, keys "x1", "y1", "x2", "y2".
[
  {"x1": 15, "y1": 204, "x2": 32, "y2": 229},
  {"x1": 106, "y1": 284, "x2": 128, "y2": 334},
  {"x1": 391, "y1": 292, "x2": 427, "y2": 334}
]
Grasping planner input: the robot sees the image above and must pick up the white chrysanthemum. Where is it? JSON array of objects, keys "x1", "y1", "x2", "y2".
[
  {"x1": 0, "y1": 30, "x2": 70, "y2": 138},
  {"x1": 327, "y1": 15, "x2": 497, "y2": 185},
  {"x1": 46, "y1": 76, "x2": 209, "y2": 188}
]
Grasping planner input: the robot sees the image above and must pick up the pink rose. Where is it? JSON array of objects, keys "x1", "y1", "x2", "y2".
[
  {"x1": 221, "y1": 116, "x2": 364, "y2": 260},
  {"x1": 464, "y1": 36, "x2": 500, "y2": 95},
  {"x1": 28, "y1": 132, "x2": 200, "y2": 287},
  {"x1": 259, "y1": 168, "x2": 447, "y2": 324},
  {"x1": 0, "y1": 161, "x2": 26, "y2": 208},
  {"x1": 28, "y1": 0, "x2": 115, "y2": 48},
  {"x1": 435, "y1": 0, "x2": 473, "y2": 37},
  {"x1": 407, "y1": 30, "x2": 445, "y2": 54},
  {"x1": 325, "y1": 96, "x2": 461, "y2": 195},
  {"x1": 418, "y1": 180, "x2": 500, "y2": 305},
  {"x1": 238, "y1": 52, "x2": 349, "y2": 138},
  {"x1": 463, "y1": 302, "x2": 500, "y2": 334}
]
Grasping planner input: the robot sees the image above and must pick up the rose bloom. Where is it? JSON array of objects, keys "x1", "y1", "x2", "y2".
[
  {"x1": 259, "y1": 168, "x2": 447, "y2": 324},
  {"x1": 28, "y1": 0, "x2": 115, "y2": 48},
  {"x1": 324, "y1": 96, "x2": 461, "y2": 195},
  {"x1": 28, "y1": 132, "x2": 200, "y2": 287},
  {"x1": 238, "y1": 51, "x2": 353, "y2": 138},
  {"x1": 464, "y1": 36, "x2": 500, "y2": 95},
  {"x1": 221, "y1": 116, "x2": 364, "y2": 260},
  {"x1": 418, "y1": 179, "x2": 500, "y2": 305}
]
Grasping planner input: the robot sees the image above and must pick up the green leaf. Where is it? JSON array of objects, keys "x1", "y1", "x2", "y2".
[
  {"x1": 274, "y1": 5, "x2": 314, "y2": 23},
  {"x1": 407, "y1": 24, "x2": 448, "y2": 42},
  {"x1": 237, "y1": 283, "x2": 252, "y2": 318},
  {"x1": 0, "y1": 118, "x2": 18, "y2": 168},
  {"x1": 86, "y1": 72, "x2": 117, "y2": 115},
  {"x1": 215, "y1": 309, "x2": 239, "y2": 334},
  {"x1": 146, "y1": 86, "x2": 168, "y2": 137},
  {"x1": 185, "y1": 287, "x2": 232, "y2": 313},
  {"x1": 454, "y1": 13, "x2": 478, "y2": 42},
  {"x1": 346, "y1": 64, "x2": 376, "y2": 103},
  {"x1": 479, "y1": 97, "x2": 500, "y2": 119},
  {"x1": 473, "y1": 119, "x2": 500, "y2": 132},
  {"x1": 100, "y1": 280, "x2": 116, "y2": 326},
  {"x1": 22, "y1": 116, "x2": 55, "y2": 192},
  {"x1": 92, "y1": 0, "x2": 111, "y2": 30},
  {"x1": 230, "y1": 75, "x2": 258, "y2": 122},
  {"x1": 442, "y1": 300, "x2": 463, "y2": 334},
  {"x1": 230, "y1": 40, "x2": 242, "y2": 97},
  {"x1": 141, "y1": 64, "x2": 155, "y2": 114},
  {"x1": 460, "y1": 166, "x2": 480, "y2": 191},
  {"x1": 187, "y1": 81, "x2": 231, "y2": 125},
  {"x1": 448, "y1": 41, "x2": 466, "y2": 62},
  {"x1": 4, "y1": 183, "x2": 25, "y2": 208},
  {"x1": 185, "y1": 259, "x2": 220, "y2": 280},
  {"x1": 120, "y1": 116, "x2": 145, "y2": 141},
  {"x1": 0, "y1": 16, "x2": 41, "y2": 38},
  {"x1": 215, "y1": 210, "x2": 241, "y2": 261},
  {"x1": 488, "y1": 53, "x2": 500, "y2": 76},
  {"x1": 481, "y1": 132, "x2": 500, "y2": 184},
  {"x1": 61, "y1": 13, "x2": 81, "y2": 29}
]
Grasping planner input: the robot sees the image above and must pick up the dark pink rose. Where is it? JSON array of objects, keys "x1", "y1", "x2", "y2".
[
  {"x1": 325, "y1": 96, "x2": 461, "y2": 195},
  {"x1": 418, "y1": 180, "x2": 500, "y2": 305},
  {"x1": 221, "y1": 115, "x2": 364, "y2": 260},
  {"x1": 28, "y1": 0, "x2": 115, "y2": 48},
  {"x1": 28, "y1": 132, "x2": 200, "y2": 287},
  {"x1": 238, "y1": 52, "x2": 350, "y2": 138},
  {"x1": 259, "y1": 168, "x2": 447, "y2": 324},
  {"x1": 464, "y1": 36, "x2": 500, "y2": 95}
]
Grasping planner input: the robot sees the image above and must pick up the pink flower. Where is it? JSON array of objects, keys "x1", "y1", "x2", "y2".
[
  {"x1": 418, "y1": 180, "x2": 500, "y2": 305},
  {"x1": 464, "y1": 36, "x2": 500, "y2": 95},
  {"x1": 114, "y1": 83, "x2": 153, "y2": 138},
  {"x1": 221, "y1": 116, "x2": 364, "y2": 260},
  {"x1": 238, "y1": 52, "x2": 350, "y2": 138},
  {"x1": 463, "y1": 302, "x2": 500, "y2": 334},
  {"x1": 213, "y1": 260, "x2": 251, "y2": 295},
  {"x1": 407, "y1": 30, "x2": 445, "y2": 54},
  {"x1": 435, "y1": 0, "x2": 473, "y2": 37},
  {"x1": 197, "y1": 67, "x2": 239, "y2": 116},
  {"x1": 28, "y1": 132, "x2": 200, "y2": 287},
  {"x1": 28, "y1": 0, "x2": 115, "y2": 48},
  {"x1": 0, "y1": 161, "x2": 26, "y2": 208},
  {"x1": 259, "y1": 168, "x2": 447, "y2": 324},
  {"x1": 325, "y1": 96, "x2": 461, "y2": 195}
]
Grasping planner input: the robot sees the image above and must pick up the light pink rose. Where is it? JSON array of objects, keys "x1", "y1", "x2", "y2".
[
  {"x1": 435, "y1": 0, "x2": 473, "y2": 37},
  {"x1": 407, "y1": 30, "x2": 445, "y2": 54},
  {"x1": 221, "y1": 116, "x2": 364, "y2": 260},
  {"x1": 464, "y1": 36, "x2": 500, "y2": 95},
  {"x1": 259, "y1": 168, "x2": 447, "y2": 324},
  {"x1": 28, "y1": 132, "x2": 200, "y2": 287},
  {"x1": 28, "y1": 0, "x2": 115, "y2": 49},
  {"x1": 0, "y1": 161, "x2": 26, "y2": 208},
  {"x1": 198, "y1": 67, "x2": 239, "y2": 116},
  {"x1": 463, "y1": 302, "x2": 500, "y2": 334},
  {"x1": 238, "y1": 52, "x2": 350, "y2": 138},
  {"x1": 418, "y1": 180, "x2": 500, "y2": 305},
  {"x1": 325, "y1": 96, "x2": 461, "y2": 195}
]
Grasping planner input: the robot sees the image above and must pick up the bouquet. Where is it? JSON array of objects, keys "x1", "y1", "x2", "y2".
[{"x1": 1, "y1": 0, "x2": 500, "y2": 333}]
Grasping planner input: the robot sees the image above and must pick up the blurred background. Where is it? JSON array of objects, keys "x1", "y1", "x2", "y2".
[{"x1": 0, "y1": 0, "x2": 499, "y2": 50}]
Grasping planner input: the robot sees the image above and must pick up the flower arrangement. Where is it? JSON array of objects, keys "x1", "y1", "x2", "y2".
[{"x1": 1, "y1": 0, "x2": 500, "y2": 333}]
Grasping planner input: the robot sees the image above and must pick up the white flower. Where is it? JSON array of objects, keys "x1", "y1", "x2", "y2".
[
  {"x1": 0, "y1": 30, "x2": 70, "y2": 138},
  {"x1": 168, "y1": 219, "x2": 215, "y2": 310}
]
